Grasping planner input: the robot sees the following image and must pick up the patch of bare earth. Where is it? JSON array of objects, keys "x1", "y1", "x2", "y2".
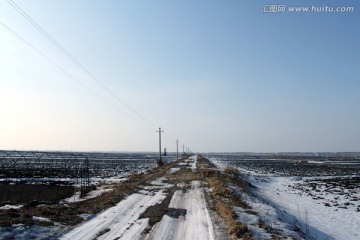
[
  {"x1": 139, "y1": 158, "x2": 208, "y2": 232},
  {"x1": 0, "y1": 157, "x2": 183, "y2": 227}
]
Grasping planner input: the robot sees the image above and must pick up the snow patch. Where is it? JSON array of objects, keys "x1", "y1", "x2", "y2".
[
  {"x1": 0, "y1": 204, "x2": 23, "y2": 210},
  {"x1": 168, "y1": 168, "x2": 180, "y2": 173},
  {"x1": 32, "y1": 216, "x2": 52, "y2": 223},
  {"x1": 63, "y1": 186, "x2": 113, "y2": 203},
  {"x1": 0, "y1": 224, "x2": 65, "y2": 240},
  {"x1": 186, "y1": 155, "x2": 197, "y2": 172}
]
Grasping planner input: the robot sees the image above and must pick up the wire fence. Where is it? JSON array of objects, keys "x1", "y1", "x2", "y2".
[{"x1": 0, "y1": 150, "x2": 90, "y2": 196}]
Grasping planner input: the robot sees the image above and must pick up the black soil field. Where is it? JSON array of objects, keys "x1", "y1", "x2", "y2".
[{"x1": 0, "y1": 183, "x2": 74, "y2": 204}]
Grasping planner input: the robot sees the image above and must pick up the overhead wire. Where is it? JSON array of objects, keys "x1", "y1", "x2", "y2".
[
  {"x1": 5, "y1": 0, "x2": 191, "y2": 150},
  {"x1": 1, "y1": 24, "x2": 185, "y2": 150},
  {"x1": 0, "y1": 21, "x2": 148, "y2": 128},
  {"x1": 7, "y1": 0, "x2": 157, "y2": 129}
]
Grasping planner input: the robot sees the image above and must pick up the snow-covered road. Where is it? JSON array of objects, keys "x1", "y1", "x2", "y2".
[
  {"x1": 145, "y1": 181, "x2": 215, "y2": 240},
  {"x1": 60, "y1": 155, "x2": 223, "y2": 240},
  {"x1": 60, "y1": 188, "x2": 167, "y2": 240}
]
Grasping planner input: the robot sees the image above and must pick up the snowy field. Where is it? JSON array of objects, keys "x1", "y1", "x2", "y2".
[
  {"x1": 0, "y1": 151, "x2": 177, "y2": 181},
  {"x1": 0, "y1": 151, "x2": 178, "y2": 239},
  {"x1": 1, "y1": 153, "x2": 358, "y2": 239},
  {"x1": 0, "y1": 151, "x2": 177, "y2": 205},
  {"x1": 209, "y1": 153, "x2": 360, "y2": 240},
  {"x1": 0, "y1": 155, "x2": 228, "y2": 240}
]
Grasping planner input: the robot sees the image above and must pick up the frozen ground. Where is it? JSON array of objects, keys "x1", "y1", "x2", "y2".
[
  {"x1": 60, "y1": 155, "x2": 225, "y2": 240},
  {"x1": 251, "y1": 177, "x2": 359, "y2": 240},
  {"x1": 209, "y1": 155, "x2": 360, "y2": 240},
  {"x1": 0, "y1": 224, "x2": 65, "y2": 240},
  {"x1": 227, "y1": 183, "x2": 302, "y2": 240},
  {"x1": 167, "y1": 167, "x2": 180, "y2": 173},
  {"x1": 185, "y1": 155, "x2": 197, "y2": 171},
  {"x1": 3, "y1": 153, "x2": 357, "y2": 239},
  {"x1": 0, "y1": 155, "x2": 224, "y2": 240},
  {"x1": 146, "y1": 181, "x2": 215, "y2": 240},
  {"x1": 62, "y1": 185, "x2": 114, "y2": 203},
  {"x1": 60, "y1": 178, "x2": 170, "y2": 240}
]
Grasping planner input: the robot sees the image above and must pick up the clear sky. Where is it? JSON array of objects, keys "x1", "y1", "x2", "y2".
[{"x1": 1, "y1": 0, "x2": 359, "y2": 153}]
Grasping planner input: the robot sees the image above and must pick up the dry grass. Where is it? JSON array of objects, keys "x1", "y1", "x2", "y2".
[
  {"x1": 258, "y1": 219, "x2": 286, "y2": 239},
  {"x1": 207, "y1": 176, "x2": 253, "y2": 240},
  {"x1": 224, "y1": 166, "x2": 240, "y2": 177},
  {"x1": 207, "y1": 176, "x2": 250, "y2": 210},
  {"x1": 259, "y1": 219, "x2": 272, "y2": 232},
  {"x1": 194, "y1": 155, "x2": 258, "y2": 239}
]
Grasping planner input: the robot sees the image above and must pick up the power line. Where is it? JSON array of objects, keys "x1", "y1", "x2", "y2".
[
  {"x1": 1, "y1": 21, "x2": 193, "y2": 153},
  {"x1": 1, "y1": 21, "x2": 190, "y2": 152},
  {"x1": 0, "y1": 21, "x2": 148, "y2": 128},
  {"x1": 4, "y1": 1, "x2": 193, "y2": 152},
  {"x1": 7, "y1": 0, "x2": 157, "y2": 128}
]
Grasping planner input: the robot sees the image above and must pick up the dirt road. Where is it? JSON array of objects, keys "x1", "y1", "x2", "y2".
[{"x1": 61, "y1": 155, "x2": 229, "y2": 240}]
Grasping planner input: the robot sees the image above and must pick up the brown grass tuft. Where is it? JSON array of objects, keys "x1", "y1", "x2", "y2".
[
  {"x1": 224, "y1": 166, "x2": 240, "y2": 177},
  {"x1": 207, "y1": 176, "x2": 253, "y2": 239}
]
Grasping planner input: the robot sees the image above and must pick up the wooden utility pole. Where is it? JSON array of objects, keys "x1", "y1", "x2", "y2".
[
  {"x1": 176, "y1": 140, "x2": 179, "y2": 160},
  {"x1": 183, "y1": 145, "x2": 184, "y2": 154},
  {"x1": 156, "y1": 127, "x2": 164, "y2": 162}
]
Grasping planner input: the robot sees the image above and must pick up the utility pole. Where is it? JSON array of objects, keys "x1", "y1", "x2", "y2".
[
  {"x1": 176, "y1": 140, "x2": 179, "y2": 160},
  {"x1": 156, "y1": 127, "x2": 164, "y2": 162},
  {"x1": 183, "y1": 145, "x2": 184, "y2": 154}
]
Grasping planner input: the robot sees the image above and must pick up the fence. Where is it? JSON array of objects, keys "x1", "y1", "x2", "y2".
[{"x1": 0, "y1": 150, "x2": 90, "y2": 196}]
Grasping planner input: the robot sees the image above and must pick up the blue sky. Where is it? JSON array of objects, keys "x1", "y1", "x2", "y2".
[{"x1": 1, "y1": 0, "x2": 359, "y2": 152}]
